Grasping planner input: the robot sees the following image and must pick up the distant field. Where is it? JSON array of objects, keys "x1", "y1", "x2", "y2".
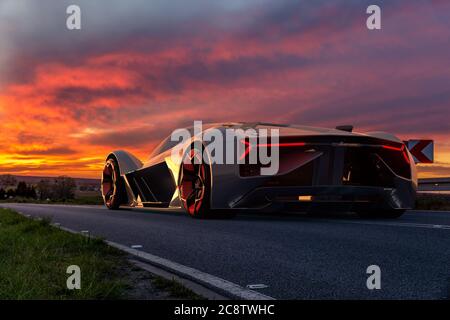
[
  {"x1": 74, "y1": 191, "x2": 103, "y2": 204},
  {"x1": 0, "y1": 194, "x2": 104, "y2": 206},
  {"x1": 75, "y1": 190, "x2": 101, "y2": 197},
  {"x1": 416, "y1": 193, "x2": 450, "y2": 211},
  {"x1": 2, "y1": 189, "x2": 449, "y2": 210}
]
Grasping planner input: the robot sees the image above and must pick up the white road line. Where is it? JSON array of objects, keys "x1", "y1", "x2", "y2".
[
  {"x1": 131, "y1": 259, "x2": 229, "y2": 300},
  {"x1": 10, "y1": 213, "x2": 274, "y2": 301},
  {"x1": 109, "y1": 241, "x2": 275, "y2": 300},
  {"x1": 246, "y1": 284, "x2": 269, "y2": 289},
  {"x1": 319, "y1": 219, "x2": 450, "y2": 230}
]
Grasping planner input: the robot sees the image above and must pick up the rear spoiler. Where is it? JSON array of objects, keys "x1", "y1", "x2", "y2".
[{"x1": 404, "y1": 140, "x2": 434, "y2": 163}]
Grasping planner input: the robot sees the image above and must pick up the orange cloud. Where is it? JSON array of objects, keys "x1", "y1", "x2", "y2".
[{"x1": 0, "y1": 0, "x2": 449, "y2": 178}]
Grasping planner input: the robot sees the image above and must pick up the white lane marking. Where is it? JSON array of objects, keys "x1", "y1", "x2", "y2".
[
  {"x1": 131, "y1": 259, "x2": 229, "y2": 300},
  {"x1": 35, "y1": 222, "x2": 274, "y2": 300},
  {"x1": 246, "y1": 284, "x2": 269, "y2": 289},
  {"x1": 131, "y1": 245, "x2": 143, "y2": 249},
  {"x1": 319, "y1": 219, "x2": 450, "y2": 230},
  {"x1": 109, "y1": 241, "x2": 275, "y2": 300}
]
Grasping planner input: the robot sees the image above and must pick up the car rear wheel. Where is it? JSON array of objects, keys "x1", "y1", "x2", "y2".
[
  {"x1": 178, "y1": 147, "x2": 212, "y2": 218},
  {"x1": 101, "y1": 157, "x2": 126, "y2": 210}
]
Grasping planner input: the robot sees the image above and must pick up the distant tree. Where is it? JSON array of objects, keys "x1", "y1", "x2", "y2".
[
  {"x1": 14, "y1": 181, "x2": 37, "y2": 199},
  {"x1": 6, "y1": 189, "x2": 15, "y2": 198},
  {"x1": 27, "y1": 185, "x2": 37, "y2": 199},
  {"x1": 0, "y1": 188, "x2": 5, "y2": 199},
  {"x1": 53, "y1": 176, "x2": 76, "y2": 200},
  {"x1": 0, "y1": 174, "x2": 17, "y2": 189},
  {"x1": 16, "y1": 181, "x2": 28, "y2": 197},
  {"x1": 37, "y1": 180, "x2": 52, "y2": 200}
]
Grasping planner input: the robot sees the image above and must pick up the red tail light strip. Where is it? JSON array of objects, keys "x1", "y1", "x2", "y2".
[
  {"x1": 381, "y1": 145, "x2": 402, "y2": 151},
  {"x1": 240, "y1": 139, "x2": 306, "y2": 160},
  {"x1": 382, "y1": 145, "x2": 411, "y2": 164},
  {"x1": 239, "y1": 139, "x2": 411, "y2": 165},
  {"x1": 240, "y1": 140, "x2": 252, "y2": 160}
]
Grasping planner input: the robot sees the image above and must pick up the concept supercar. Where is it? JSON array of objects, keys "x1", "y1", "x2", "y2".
[{"x1": 101, "y1": 122, "x2": 419, "y2": 219}]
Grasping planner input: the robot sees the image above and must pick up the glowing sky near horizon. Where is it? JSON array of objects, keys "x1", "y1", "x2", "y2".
[{"x1": 0, "y1": 0, "x2": 449, "y2": 178}]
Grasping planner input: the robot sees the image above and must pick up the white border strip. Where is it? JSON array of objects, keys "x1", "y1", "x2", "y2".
[
  {"x1": 11, "y1": 212, "x2": 274, "y2": 300},
  {"x1": 107, "y1": 241, "x2": 274, "y2": 300}
]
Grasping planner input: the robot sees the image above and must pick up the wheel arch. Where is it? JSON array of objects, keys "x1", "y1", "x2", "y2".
[{"x1": 106, "y1": 150, "x2": 143, "y2": 176}]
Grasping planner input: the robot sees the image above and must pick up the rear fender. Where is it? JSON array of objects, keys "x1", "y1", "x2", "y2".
[{"x1": 107, "y1": 150, "x2": 143, "y2": 176}]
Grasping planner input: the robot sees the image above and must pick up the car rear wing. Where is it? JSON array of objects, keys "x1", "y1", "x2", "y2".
[{"x1": 404, "y1": 140, "x2": 434, "y2": 163}]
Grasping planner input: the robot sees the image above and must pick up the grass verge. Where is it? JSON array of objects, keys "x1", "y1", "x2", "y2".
[
  {"x1": 0, "y1": 208, "x2": 127, "y2": 299},
  {"x1": 153, "y1": 276, "x2": 203, "y2": 300},
  {"x1": 0, "y1": 208, "x2": 202, "y2": 299}
]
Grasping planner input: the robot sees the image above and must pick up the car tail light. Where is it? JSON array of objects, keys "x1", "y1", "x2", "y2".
[
  {"x1": 239, "y1": 139, "x2": 306, "y2": 161},
  {"x1": 239, "y1": 139, "x2": 307, "y2": 177},
  {"x1": 378, "y1": 144, "x2": 411, "y2": 179},
  {"x1": 381, "y1": 144, "x2": 411, "y2": 165}
]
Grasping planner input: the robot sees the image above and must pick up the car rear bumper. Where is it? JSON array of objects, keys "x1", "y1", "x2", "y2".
[{"x1": 232, "y1": 184, "x2": 416, "y2": 212}]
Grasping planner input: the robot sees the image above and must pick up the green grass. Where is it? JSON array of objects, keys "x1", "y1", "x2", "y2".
[
  {"x1": 0, "y1": 208, "x2": 205, "y2": 300},
  {"x1": 153, "y1": 276, "x2": 203, "y2": 300},
  {"x1": 0, "y1": 208, "x2": 127, "y2": 299}
]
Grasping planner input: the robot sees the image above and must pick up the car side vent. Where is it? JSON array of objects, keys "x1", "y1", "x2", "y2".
[{"x1": 336, "y1": 125, "x2": 353, "y2": 132}]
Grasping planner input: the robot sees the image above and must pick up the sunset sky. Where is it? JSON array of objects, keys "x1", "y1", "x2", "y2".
[{"x1": 0, "y1": 0, "x2": 449, "y2": 179}]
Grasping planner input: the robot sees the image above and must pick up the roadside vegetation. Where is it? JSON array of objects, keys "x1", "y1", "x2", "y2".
[
  {"x1": 0, "y1": 208, "x2": 202, "y2": 299},
  {"x1": 0, "y1": 174, "x2": 103, "y2": 205},
  {"x1": 153, "y1": 277, "x2": 203, "y2": 300},
  {"x1": 0, "y1": 195, "x2": 104, "y2": 206},
  {"x1": 0, "y1": 208, "x2": 126, "y2": 299}
]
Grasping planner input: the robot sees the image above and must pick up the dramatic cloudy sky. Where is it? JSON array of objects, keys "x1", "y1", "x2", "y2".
[{"x1": 0, "y1": 0, "x2": 449, "y2": 178}]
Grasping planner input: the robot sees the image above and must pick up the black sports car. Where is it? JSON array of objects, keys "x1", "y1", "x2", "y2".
[{"x1": 101, "y1": 122, "x2": 420, "y2": 219}]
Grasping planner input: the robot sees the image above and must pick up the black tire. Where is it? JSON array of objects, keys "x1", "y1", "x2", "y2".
[
  {"x1": 178, "y1": 146, "x2": 212, "y2": 218},
  {"x1": 356, "y1": 209, "x2": 405, "y2": 219},
  {"x1": 101, "y1": 157, "x2": 127, "y2": 210}
]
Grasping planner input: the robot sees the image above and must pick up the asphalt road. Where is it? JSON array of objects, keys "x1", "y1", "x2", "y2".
[{"x1": 1, "y1": 203, "x2": 449, "y2": 299}]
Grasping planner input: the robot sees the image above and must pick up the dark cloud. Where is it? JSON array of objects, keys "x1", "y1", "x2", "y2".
[
  {"x1": 17, "y1": 133, "x2": 54, "y2": 145},
  {"x1": 83, "y1": 121, "x2": 190, "y2": 148},
  {"x1": 51, "y1": 86, "x2": 145, "y2": 107},
  {"x1": 19, "y1": 147, "x2": 78, "y2": 156}
]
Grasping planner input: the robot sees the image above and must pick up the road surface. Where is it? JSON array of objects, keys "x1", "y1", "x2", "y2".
[{"x1": 1, "y1": 203, "x2": 449, "y2": 299}]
